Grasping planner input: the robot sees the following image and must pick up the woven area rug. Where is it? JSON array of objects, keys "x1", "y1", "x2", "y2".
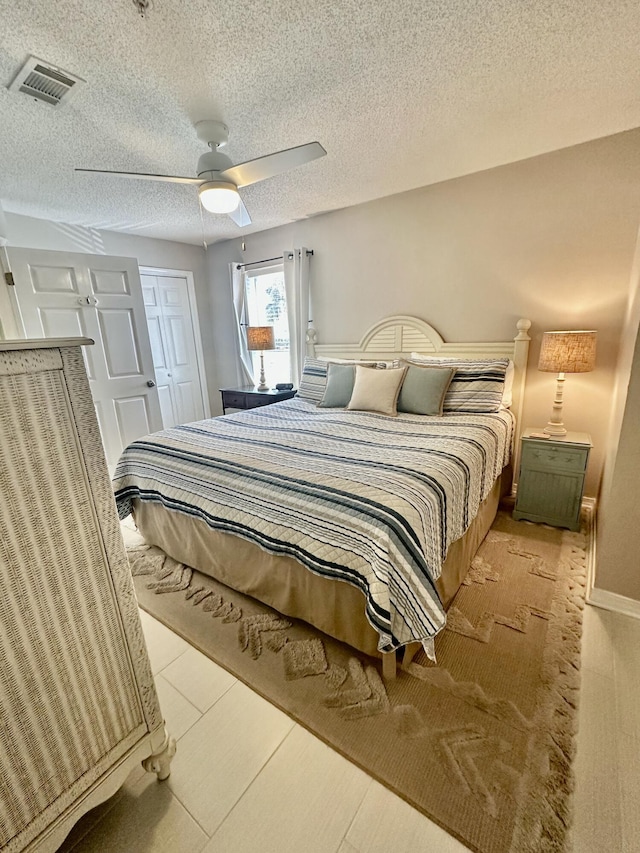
[{"x1": 127, "y1": 508, "x2": 588, "y2": 853}]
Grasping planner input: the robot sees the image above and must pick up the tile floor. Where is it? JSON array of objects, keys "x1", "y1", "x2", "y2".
[{"x1": 58, "y1": 538, "x2": 640, "y2": 853}]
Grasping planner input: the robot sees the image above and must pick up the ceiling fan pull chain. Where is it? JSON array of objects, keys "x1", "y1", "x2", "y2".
[{"x1": 198, "y1": 199, "x2": 208, "y2": 250}]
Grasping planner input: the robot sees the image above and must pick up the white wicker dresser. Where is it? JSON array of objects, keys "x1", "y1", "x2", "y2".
[{"x1": 0, "y1": 337, "x2": 175, "y2": 853}]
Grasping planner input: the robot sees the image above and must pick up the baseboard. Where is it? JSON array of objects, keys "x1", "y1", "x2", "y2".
[
  {"x1": 581, "y1": 496, "x2": 640, "y2": 620},
  {"x1": 582, "y1": 497, "x2": 597, "y2": 602},
  {"x1": 588, "y1": 587, "x2": 640, "y2": 620}
]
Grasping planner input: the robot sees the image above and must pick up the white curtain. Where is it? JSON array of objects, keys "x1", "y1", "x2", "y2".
[
  {"x1": 283, "y1": 247, "x2": 311, "y2": 384},
  {"x1": 229, "y1": 262, "x2": 255, "y2": 386}
]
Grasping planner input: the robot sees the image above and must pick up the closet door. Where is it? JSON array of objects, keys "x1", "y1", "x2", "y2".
[
  {"x1": 141, "y1": 273, "x2": 205, "y2": 428},
  {"x1": 8, "y1": 248, "x2": 163, "y2": 469}
]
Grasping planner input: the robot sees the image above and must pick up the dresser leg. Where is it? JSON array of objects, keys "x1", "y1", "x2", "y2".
[{"x1": 142, "y1": 728, "x2": 177, "y2": 781}]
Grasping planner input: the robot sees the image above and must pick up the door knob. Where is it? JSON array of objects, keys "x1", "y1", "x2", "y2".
[{"x1": 146, "y1": 380, "x2": 156, "y2": 387}]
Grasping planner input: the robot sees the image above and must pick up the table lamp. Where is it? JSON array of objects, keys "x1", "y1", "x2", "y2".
[
  {"x1": 538, "y1": 330, "x2": 597, "y2": 435},
  {"x1": 246, "y1": 326, "x2": 276, "y2": 391}
]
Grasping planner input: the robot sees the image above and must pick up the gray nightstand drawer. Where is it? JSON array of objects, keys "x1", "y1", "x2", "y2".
[
  {"x1": 223, "y1": 391, "x2": 247, "y2": 408},
  {"x1": 244, "y1": 393, "x2": 273, "y2": 408},
  {"x1": 521, "y1": 442, "x2": 588, "y2": 473}
]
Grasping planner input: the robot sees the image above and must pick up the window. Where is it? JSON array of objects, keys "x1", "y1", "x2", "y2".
[{"x1": 244, "y1": 265, "x2": 290, "y2": 384}]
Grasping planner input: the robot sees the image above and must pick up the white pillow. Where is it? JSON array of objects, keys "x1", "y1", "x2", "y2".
[
  {"x1": 347, "y1": 365, "x2": 407, "y2": 416},
  {"x1": 501, "y1": 359, "x2": 515, "y2": 408}
]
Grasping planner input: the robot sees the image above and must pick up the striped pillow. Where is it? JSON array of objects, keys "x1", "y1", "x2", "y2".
[
  {"x1": 296, "y1": 357, "x2": 328, "y2": 403},
  {"x1": 297, "y1": 357, "x2": 388, "y2": 404},
  {"x1": 408, "y1": 355, "x2": 509, "y2": 413}
]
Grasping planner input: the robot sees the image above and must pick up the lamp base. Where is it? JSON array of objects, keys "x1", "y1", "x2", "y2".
[
  {"x1": 256, "y1": 351, "x2": 268, "y2": 391},
  {"x1": 543, "y1": 423, "x2": 567, "y2": 436},
  {"x1": 543, "y1": 373, "x2": 567, "y2": 436}
]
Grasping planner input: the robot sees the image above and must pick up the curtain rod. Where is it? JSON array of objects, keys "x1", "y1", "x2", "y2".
[{"x1": 236, "y1": 249, "x2": 313, "y2": 270}]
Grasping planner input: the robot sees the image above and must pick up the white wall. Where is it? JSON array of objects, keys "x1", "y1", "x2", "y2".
[
  {"x1": 596, "y1": 328, "x2": 640, "y2": 599},
  {"x1": 207, "y1": 128, "x2": 640, "y2": 497},
  {"x1": 0, "y1": 200, "x2": 7, "y2": 245},
  {"x1": 595, "y1": 225, "x2": 640, "y2": 599},
  {"x1": 0, "y1": 200, "x2": 17, "y2": 338},
  {"x1": 2, "y1": 212, "x2": 218, "y2": 407}
]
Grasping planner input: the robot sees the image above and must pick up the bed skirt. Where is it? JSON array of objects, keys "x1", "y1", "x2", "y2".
[{"x1": 132, "y1": 470, "x2": 509, "y2": 659}]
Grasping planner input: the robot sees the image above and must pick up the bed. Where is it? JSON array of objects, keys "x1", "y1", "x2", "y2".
[{"x1": 114, "y1": 315, "x2": 531, "y2": 677}]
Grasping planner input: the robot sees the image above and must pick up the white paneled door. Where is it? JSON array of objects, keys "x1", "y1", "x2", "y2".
[
  {"x1": 140, "y1": 272, "x2": 205, "y2": 429},
  {"x1": 8, "y1": 248, "x2": 163, "y2": 471}
]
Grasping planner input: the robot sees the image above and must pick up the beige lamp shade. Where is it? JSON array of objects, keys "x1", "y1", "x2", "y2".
[
  {"x1": 246, "y1": 326, "x2": 275, "y2": 351},
  {"x1": 538, "y1": 330, "x2": 597, "y2": 374}
]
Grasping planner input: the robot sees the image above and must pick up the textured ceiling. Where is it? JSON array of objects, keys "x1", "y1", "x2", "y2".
[{"x1": 2, "y1": 0, "x2": 640, "y2": 246}]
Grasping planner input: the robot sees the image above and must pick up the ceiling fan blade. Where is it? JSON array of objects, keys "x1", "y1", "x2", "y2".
[
  {"x1": 219, "y1": 141, "x2": 326, "y2": 188},
  {"x1": 228, "y1": 197, "x2": 252, "y2": 227},
  {"x1": 75, "y1": 168, "x2": 203, "y2": 185}
]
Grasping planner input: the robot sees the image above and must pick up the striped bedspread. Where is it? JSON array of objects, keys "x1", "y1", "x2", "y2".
[{"x1": 114, "y1": 399, "x2": 514, "y2": 657}]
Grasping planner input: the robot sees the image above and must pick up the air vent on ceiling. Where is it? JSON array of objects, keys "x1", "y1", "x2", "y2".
[{"x1": 8, "y1": 55, "x2": 85, "y2": 106}]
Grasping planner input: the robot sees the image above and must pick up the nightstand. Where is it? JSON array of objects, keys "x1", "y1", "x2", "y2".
[
  {"x1": 513, "y1": 428, "x2": 591, "y2": 531},
  {"x1": 220, "y1": 385, "x2": 296, "y2": 414}
]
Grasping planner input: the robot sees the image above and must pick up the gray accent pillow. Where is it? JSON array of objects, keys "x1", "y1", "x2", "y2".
[
  {"x1": 318, "y1": 363, "x2": 356, "y2": 408},
  {"x1": 397, "y1": 364, "x2": 455, "y2": 415}
]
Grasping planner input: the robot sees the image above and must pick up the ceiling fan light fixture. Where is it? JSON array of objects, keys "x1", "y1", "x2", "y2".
[{"x1": 198, "y1": 181, "x2": 240, "y2": 213}]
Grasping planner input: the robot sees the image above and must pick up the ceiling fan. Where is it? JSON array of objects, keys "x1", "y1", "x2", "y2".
[{"x1": 75, "y1": 120, "x2": 326, "y2": 227}]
